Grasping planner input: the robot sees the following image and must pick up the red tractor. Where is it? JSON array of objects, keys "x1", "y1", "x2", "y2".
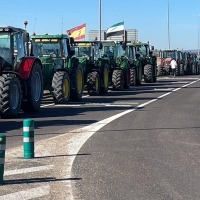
[
  {"x1": 157, "y1": 50, "x2": 183, "y2": 76},
  {"x1": 0, "y1": 23, "x2": 43, "y2": 118}
]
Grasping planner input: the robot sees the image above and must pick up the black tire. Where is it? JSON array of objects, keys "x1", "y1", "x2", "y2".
[
  {"x1": 100, "y1": 64, "x2": 109, "y2": 94},
  {"x1": 52, "y1": 71, "x2": 70, "y2": 104},
  {"x1": 136, "y1": 66, "x2": 142, "y2": 86},
  {"x1": 87, "y1": 71, "x2": 100, "y2": 95},
  {"x1": 69, "y1": 62, "x2": 84, "y2": 101},
  {"x1": 144, "y1": 64, "x2": 153, "y2": 83},
  {"x1": 157, "y1": 65, "x2": 163, "y2": 76},
  {"x1": 175, "y1": 65, "x2": 179, "y2": 76},
  {"x1": 184, "y1": 65, "x2": 188, "y2": 75},
  {"x1": 153, "y1": 65, "x2": 157, "y2": 82},
  {"x1": 112, "y1": 69, "x2": 124, "y2": 90},
  {"x1": 21, "y1": 60, "x2": 43, "y2": 113},
  {"x1": 130, "y1": 67, "x2": 136, "y2": 86},
  {"x1": 179, "y1": 64, "x2": 184, "y2": 76},
  {"x1": 124, "y1": 64, "x2": 131, "y2": 89},
  {"x1": 165, "y1": 67, "x2": 170, "y2": 75},
  {"x1": 0, "y1": 74, "x2": 21, "y2": 118}
]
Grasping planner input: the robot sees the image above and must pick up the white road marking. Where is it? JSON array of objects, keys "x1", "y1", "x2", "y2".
[
  {"x1": 4, "y1": 165, "x2": 54, "y2": 176},
  {"x1": 154, "y1": 88, "x2": 174, "y2": 91},
  {"x1": 41, "y1": 103, "x2": 54, "y2": 108},
  {"x1": 65, "y1": 78, "x2": 200, "y2": 200},
  {"x1": 54, "y1": 104, "x2": 81, "y2": 107},
  {"x1": 0, "y1": 185, "x2": 50, "y2": 200},
  {"x1": 158, "y1": 77, "x2": 199, "y2": 80},
  {"x1": 54, "y1": 103, "x2": 137, "y2": 107}
]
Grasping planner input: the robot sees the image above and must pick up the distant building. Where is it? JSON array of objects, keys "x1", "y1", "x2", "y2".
[{"x1": 88, "y1": 29, "x2": 138, "y2": 41}]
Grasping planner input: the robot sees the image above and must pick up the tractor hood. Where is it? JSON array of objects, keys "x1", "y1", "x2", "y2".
[
  {"x1": 39, "y1": 56, "x2": 53, "y2": 64},
  {"x1": 164, "y1": 57, "x2": 172, "y2": 62},
  {"x1": 77, "y1": 56, "x2": 87, "y2": 63}
]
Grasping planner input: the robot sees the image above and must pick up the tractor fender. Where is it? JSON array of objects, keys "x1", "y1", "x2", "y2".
[{"x1": 19, "y1": 57, "x2": 42, "y2": 79}]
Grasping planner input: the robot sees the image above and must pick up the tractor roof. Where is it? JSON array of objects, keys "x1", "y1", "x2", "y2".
[
  {"x1": 31, "y1": 34, "x2": 69, "y2": 39},
  {"x1": 0, "y1": 26, "x2": 25, "y2": 33}
]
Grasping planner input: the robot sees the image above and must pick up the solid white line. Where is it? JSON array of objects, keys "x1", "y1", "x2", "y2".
[
  {"x1": 41, "y1": 103, "x2": 54, "y2": 108},
  {"x1": 0, "y1": 185, "x2": 50, "y2": 200},
  {"x1": 65, "y1": 78, "x2": 200, "y2": 200},
  {"x1": 4, "y1": 165, "x2": 54, "y2": 176},
  {"x1": 105, "y1": 104, "x2": 133, "y2": 107}
]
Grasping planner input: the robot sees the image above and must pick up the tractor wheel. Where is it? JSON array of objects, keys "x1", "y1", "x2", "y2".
[
  {"x1": 192, "y1": 65, "x2": 196, "y2": 75},
  {"x1": 87, "y1": 71, "x2": 100, "y2": 95},
  {"x1": 144, "y1": 64, "x2": 153, "y2": 83},
  {"x1": 124, "y1": 64, "x2": 131, "y2": 89},
  {"x1": 157, "y1": 65, "x2": 164, "y2": 76},
  {"x1": 69, "y1": 62, "x2": 84, "y2": 101},
  {"x1": 21, "y1": 60, "x2": 43, "y2": 113},
  {"x1": 100, "y1": 64, "x2": 109, "y2": 94},
  {"x1": 165, "y1": 67, "x2": 170, "y2": 75},
  {"x1": 0, "y1": 74, "x2": 21, "y2": 118},
  {"x1": 180, "y1": 64, "x2": 184, "y2": 76},
  {"x1": 175, "y1": 65, "x2": 179, "y2": 76},
  {"x1": 112, "y1": 69, "x2": 124, "y2": 90},
  {"x1": 52, "y1": 71, "x2": 70, "y2": 104},
  {"x1": 184, "y1": 65, "x2": 188, "y2": 75},
  {"x1": 153, "y1": 66, "x2": 157, "y2": 82},
  {"x1": 130, "y1": 67, "x2": 136, "y2": 86}
]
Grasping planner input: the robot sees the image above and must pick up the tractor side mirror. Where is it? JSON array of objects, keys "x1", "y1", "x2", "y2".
[
  {"x1": 99, "y1": 42, "x2": 103, "y2": 49},
  {"x1": 151, "y1": 46, "x2": 154, "y2": 51},
  {"x1": 136, "y1": 46, "x2": 140, "y2": 51},
  {"x1": 69, "y1": 37, "x2": 75, "y2": 45}
]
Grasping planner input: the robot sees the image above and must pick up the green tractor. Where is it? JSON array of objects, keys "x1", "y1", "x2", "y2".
[
  {"x1": 31, "y1": 34, "x2": 84, "y2": 103},
  {"x1": 125, "y1": 43, "x2": 143, "y2": 86},
  {"x1": 132, "y1": 42, "x2": 156, "y2": 83},
  {"x1": 72, "y1": 40, "x2": 109, "y2": 95},
  {"x1": 101, "y1": 40, "x2": 131, "y2": 90}
]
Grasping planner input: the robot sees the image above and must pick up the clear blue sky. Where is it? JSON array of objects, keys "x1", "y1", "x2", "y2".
[{"x1": 2, "y1": 0, "x2": 200, "y2": 50}]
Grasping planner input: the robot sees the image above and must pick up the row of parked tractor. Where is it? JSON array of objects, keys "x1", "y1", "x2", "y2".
[
  {"x1": 0, "y1": 23, "x2": 198, "y2": 119},
  {"x1": 156, "y1": 50, "x2": 200, "y2": 76}
]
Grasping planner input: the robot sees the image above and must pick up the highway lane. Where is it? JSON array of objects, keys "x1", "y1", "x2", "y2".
[
  {"x1": 71, "y1": 76, "x2": 200, "y2": 200},
  {"x1": 0, "y1": 76, "x2": 193, "y2": 150}
]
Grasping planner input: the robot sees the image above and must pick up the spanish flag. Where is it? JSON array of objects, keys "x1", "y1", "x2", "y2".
[{"x1": 66, "y1": 23, "x2": 86, "y2": 40}]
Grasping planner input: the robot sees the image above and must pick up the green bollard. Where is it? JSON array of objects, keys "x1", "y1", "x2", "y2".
[
  {"x1": 0, "y1": 134, "x2": 6, "y2": 185},
  {"x1": 23, "y1": 119, "x2": 34, "y2": 159}
]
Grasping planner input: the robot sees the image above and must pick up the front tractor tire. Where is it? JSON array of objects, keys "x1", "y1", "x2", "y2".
[
  {"x1": 144, "y1": 64, "x2": 153, "y2": 83},
  {"x1": 87, "y1": 71, "x2": 100, "y2": 95},
  {"x1": 0, "y1": 74, "x2": 22, "y2": 118},
  {"x1": 130, "y1": 67, "x2": 136, "y2": 86},
  {"x1": 124, "y1": 64, "x2": 131, "y2": 89},
  {"x1": 157, "y1": 65, "x2": 164, "y2": 76},
  {"x1": 112, "y1": 69, "x2": 124, "y2": 90},
  {"x1": 69, "y1": 62, "x2": 84, "y2": 101},
  {"x1": 100, "y1": 64, "x2": 109, "y2": 94},
  {"x1": 21, "y1": 60, "x2": 43, "y2": 113},
  {"x1": 52, "y1": 71, "x2": 70, "y2": 104}
]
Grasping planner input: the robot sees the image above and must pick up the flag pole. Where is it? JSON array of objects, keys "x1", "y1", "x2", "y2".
[
  {"x1": 84, "y1": 23, "x2": 86, "y2": 41},
  {"x1": 99, "y1": 0, "x2": 101, "y2": 41},
  {"x1": 123, "y1": 20, "x2": 125, "y2": 42}
]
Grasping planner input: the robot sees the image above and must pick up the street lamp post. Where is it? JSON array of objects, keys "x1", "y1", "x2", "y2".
[
  {"x1": 99, "y1": 0, "x2": 101, "y2": 41},
  {"x1": 167, "y1": 0, "x2": 170, "y2": 49},
  {"x1": 198, "y1": 15, "x2": 199, "y2": 56}
]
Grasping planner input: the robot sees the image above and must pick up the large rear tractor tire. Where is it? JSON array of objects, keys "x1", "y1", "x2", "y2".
[
  {"x1": 0, "y1": 74, "x2": 21, "y2": 118},
  {"x1": 192, "y1": 65, "x2": 197, "y2": 75},
  {"x1": 112, "y1": 69, "x2": 124, "y2": 90},
  {"x1": 130, "y1": 67, "x2": 136, "y2": 86},
  {"x1": 144, "y1": 64, "x2": 153, "y2": 83},
  {"x1": 100, "y1": 64, "x2": 109, "y2": 94},
  {"x1": 87, "y1": 71, "x2": 100, "y2": 95},
  {"x1": 157, "y1": 65, "x2": 164, "y2": 76},
  {"x1": 21, "y1": 61, "x2": 43, "y2": 113},
  {"x1": 175, "y1": 65, "x2": 180, "y2": 76},
  {"x1": 52, "y1": 71, "x2": 70, "y2": 104},
  {"x1": 69, "y1": 62, "x2": 84, "y2": 101}
]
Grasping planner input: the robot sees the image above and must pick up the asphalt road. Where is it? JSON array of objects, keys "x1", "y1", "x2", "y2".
[
  {"x1": 71, "y1": 76, "x2": 200, "y2": 200},
  {"x1": 1, "y1": 75, "x2": 200, "y2": 199}
]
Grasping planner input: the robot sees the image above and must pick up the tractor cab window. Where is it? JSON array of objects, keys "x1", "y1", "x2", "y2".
[
  {"x1": 126, "y1": 46, "x2": 135, "y2": 59},
  {"x1": 93, "y1": 43, "x2": 100, "y2": 60},
  {"x1": 62, "y1": 39, "x2": 68, "y2": 57},
  {"x1": 163, "y1": 51, "x2": 175, "y2": 58},
  {"x1": 74, "y1": 46, "x2": 92, "y2": 57},
  {"x1": 117, "y1": 43, "x2": 125, "y2": 56},
  {"x1": 0, "y1": 33, "x2": 11, "y2": 64},
  {"x1": 32, "y1": 38, "x2": 61, "y2": 57},
  {"x1": 13, "y1": 32, "x2": 25, "y2": 61},
  {"x1": 102, "y1": 45, "x2": 115, "y2": 57},
  {"x1": 136, "y1": 45, "x2": 147, "y2": 57}
]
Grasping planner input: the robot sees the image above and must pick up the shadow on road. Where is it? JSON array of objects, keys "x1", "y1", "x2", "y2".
[{"x1": 34, "y1": 153, "x2": 91, "y2": 159}]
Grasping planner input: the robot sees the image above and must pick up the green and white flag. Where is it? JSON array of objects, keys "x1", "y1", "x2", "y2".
[{"x1": 106, "y1": 21, "x2": 124, "y2": 38}]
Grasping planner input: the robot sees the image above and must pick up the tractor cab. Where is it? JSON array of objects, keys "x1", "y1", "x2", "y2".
[
  {"x1": 0, "y1": 26, "x2": 29, "y2": 74},
  {"x1": 162, "y1": 50, "x2": 178, "y2": 66},
  {"x1": 73, "y1": 40, "x2": 103, "y2": 62}
]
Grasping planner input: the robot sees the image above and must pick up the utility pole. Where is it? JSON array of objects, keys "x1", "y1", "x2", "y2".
[
  {"x1": 167, "y1": 0, "x2": 170, "y2": 49},
  {"x1": 99, "y1": 0, "x2": 101, "y2": 41}
]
